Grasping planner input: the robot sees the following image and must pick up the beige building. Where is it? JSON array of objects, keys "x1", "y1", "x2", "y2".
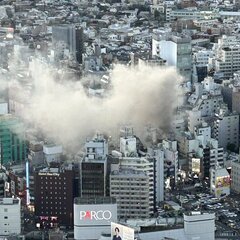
[
  {"x1": 231, "y1": 160, "x2": 240, "y2": 193},
  {"x1": 110, "y1": 169, "x2": 150, "y2": 219}
]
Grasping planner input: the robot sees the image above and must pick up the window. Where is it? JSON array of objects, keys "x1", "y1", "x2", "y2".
[{"x1": 4, "y1": 216, "x2": 8, "y2": 219}]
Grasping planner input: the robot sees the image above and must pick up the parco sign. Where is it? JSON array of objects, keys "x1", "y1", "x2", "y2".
[{"x1": 79, "y1": 210, "x2": 112, "y2": 220}]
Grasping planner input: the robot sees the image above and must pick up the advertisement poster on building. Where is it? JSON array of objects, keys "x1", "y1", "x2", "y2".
[
  {"x1": 215, "y1": 176, "x2": 231, "y2": 188},
  {"x1": 192, "y1": 158, "x2": 201, "y2": 173},
  {"x1": 111, "y1": 222, "x2": 134, "y2": 240}
]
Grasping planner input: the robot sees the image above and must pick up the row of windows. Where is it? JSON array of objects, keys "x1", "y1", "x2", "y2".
[
  {"x1": 40, "y1": 181, "x2": 66, "y2": 185},
  {"x1": 40, "y1": 177, "x2": 66, "y2": 180},
  {"x1": 40, "y1": 211, "x2": 67, "y2": 215},
  {"x1": 41, "y1": 196, "x2": 66, "y2": 200},
  {"x1": 40, "y1": 190, "x2": 66, "y2": 194},
  {"x1": 41, "y1": 206, "x2": 66, "y2": 210},
  {"x1": 40, "y1": 186, "x2": 66, "y2": 190}
]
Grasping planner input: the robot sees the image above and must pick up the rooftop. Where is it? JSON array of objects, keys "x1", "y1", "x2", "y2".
[
  {"x1": 74, "y1": 197, "x2": 116, "y2": 205},
  {"x1": 0, "y1": 198, "x2": 20, "y2": 205}
]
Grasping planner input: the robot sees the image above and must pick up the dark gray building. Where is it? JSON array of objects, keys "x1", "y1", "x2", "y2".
[{"x1": 52, "y1": 25, "x2": 84, "y2": 63}]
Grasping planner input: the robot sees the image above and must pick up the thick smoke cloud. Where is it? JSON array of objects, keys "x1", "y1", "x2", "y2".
[{"x1": 22, "y1": 60, "x2": 181, "y2": 149}]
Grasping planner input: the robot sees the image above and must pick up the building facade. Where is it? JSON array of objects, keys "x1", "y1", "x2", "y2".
[
  {"x1": 110, "y1": 169, "x2": 150, "y2": 219},
  {"x1": 213, "y1": 109, "x2": 239, "y2": 151},
  {"x1": 210, "y1": 166, "x2": 230, "y2": 198},
  {"x1": 52, "y1": 25, "x2": 84, "y2": 63},
  {"x1": 152, "y1": 34, "x2": 192, "y2": 82},
  {"x1": 34, "y1": 165, "x2": 74, "y2": 227},
  {"x1": 0, "y1": 115, "x2": 27, "y2": 166},
  {"x1": 74, "y1": 197, "x2": 117, "y2": 240},
  {"x1": 80, "y1": 135, "x2": 108, "y2": 197},
  {"x1": 231, "y1": 160, "x2": 240, "y2": 193},
  {"x1": 0, "y1": 198, "x2": 21, "y2": 236}
]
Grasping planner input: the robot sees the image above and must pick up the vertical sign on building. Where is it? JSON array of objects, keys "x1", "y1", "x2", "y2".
[
  {"x1": 26, "y1": 160, "x2": 30, "y2": 205},
  {"x1": 11, "y1": 180, "x2": 15, "y2": 195}
]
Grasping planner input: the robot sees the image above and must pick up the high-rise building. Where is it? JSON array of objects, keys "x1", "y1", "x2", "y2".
[
  {"x1": 222, "y1": 71, "x2": 240, "y2": 114},
  {"x1": 118, "y1": 156, "x2": 155, "y2": 215},
  {"x1": 152, "y1": 33, "x2": 192, "y2": 82},
  {"x1": 231, "y1": 159, "x2": 240, "y2": 193},
  {"x1": 209, "y1": 35, "x2": 240, "y2": 79},
  {"x1": 0, "y1": 115, "x2": 27, "y2": 166},
  {"x1": 213, "y1": 108, "x2": 239, "y2": 151},
  {"x1": 110, "y1": 169, "x2": 150, "y2": 219},
  {"x1": 34, "y1": 165, "x2": 74, "y2": 227},
  {"x1": 109, "y1": 133, "x2": 166, "y2": 215},
  {"x1": 80, "y1": 135, "x2": 108, "y2": 197},
  {"x1": 0, "y1": 198, "x2": 21, "y2": 236},
  {"x1": 192, "y1": 48, "x2": 213, "y2": 82},
  {"x1": 52, "y1": 25, "x2": 84, "y2": 63}
]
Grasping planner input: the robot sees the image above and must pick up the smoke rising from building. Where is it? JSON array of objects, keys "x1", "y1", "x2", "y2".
[{"x1": 16, "y1": 60, "x2": 182, "y2": 149}]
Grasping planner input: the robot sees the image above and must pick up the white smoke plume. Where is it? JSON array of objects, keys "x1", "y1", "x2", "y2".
[{"x1": 18, "y1": 60, "x2": 182, "y2": 150}]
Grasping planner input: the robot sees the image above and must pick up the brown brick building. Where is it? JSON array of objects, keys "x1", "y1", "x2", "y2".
[{"x1": 34, "y1": 165, "x2": 74, "y2": 227}]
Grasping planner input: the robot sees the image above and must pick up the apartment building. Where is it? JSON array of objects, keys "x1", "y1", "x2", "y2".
[
  {"x1": 110, "y1": 169, "x2": 150, "y2": 219},
  {"x1": 0, "y1": 198, "x2": 21, "y2": 236}
]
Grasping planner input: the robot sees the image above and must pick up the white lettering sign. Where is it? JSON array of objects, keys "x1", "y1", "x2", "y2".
[{"x1": 79, "y1": 210, "x2": 112, "y2": 220}]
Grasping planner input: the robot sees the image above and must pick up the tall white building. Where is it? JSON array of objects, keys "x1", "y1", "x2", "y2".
[
  {"x1": 209, "y1": 35, "x2": 240, "y2": 79},
  {"x1": 147, "y1": 147, "x2": 164, "y2": 202},
  {"x1": 110, "y1": 169, "x2": 150, "y2": 219},
  {"x1": 221, "y1": 71, "x2": 240, "y2": 114},
  {"x1": 213, "y1": 108, "x2": 239, "y2": 151},
  {"x1": 119, "y1": 156, "x2": 155, "y2": 215},
  {"x1": 231, "y1": 159, "x2": 240, "y2": 193},
  {"x1": 152, "y1": 34, "x2": 192, "y2": 82},
  {"x1": 0, "y1": 198, "x2": 21, "y2": 236},
  {"x1": 161, "y1": 140, "x2": 178, "y2": 183},
  {"x1": 192, "y1": 48, "x2": 213, "y2": 82}
]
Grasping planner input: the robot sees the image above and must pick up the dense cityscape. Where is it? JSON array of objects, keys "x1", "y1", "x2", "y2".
[{"x1": 1, "y1": 0, "x2": 240, "y2": 239}]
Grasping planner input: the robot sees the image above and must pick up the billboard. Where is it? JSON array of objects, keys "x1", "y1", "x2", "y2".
[
  {"x1": 74, "y1": 203, "x2": 117, "y2": 226},
  {"x1": 215, "y1": 176, "x2": 230, "y2": 188},
  {"x1": 192, "y1": 158, "x2": 200, "y2": 173},
  {"x1": 111, "y1": 222, "x2": 134, "y2": 240}
]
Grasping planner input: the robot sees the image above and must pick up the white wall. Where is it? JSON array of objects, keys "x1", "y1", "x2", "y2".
[
  {"x1": 0, "y1": 198, "x2": 21, "y2": 236},
  {"x1": 159, "y1": 40, "x2": 177, "y2": 66},
  {"x1": 74, "y1": 203, "x2": 117, "y2": 240},
  {"x1": 154, "y1": 149, "x2": 165, "y2": 202},
  {"x1": 120, "y1": 137, "x2": 137, "y2": 157},
  {"x1": 184, "y1": 213, "x2": 215, "y2": 240},
  {"x1": 0, "y1": 103, "x2": 8, "y2": 115}
]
